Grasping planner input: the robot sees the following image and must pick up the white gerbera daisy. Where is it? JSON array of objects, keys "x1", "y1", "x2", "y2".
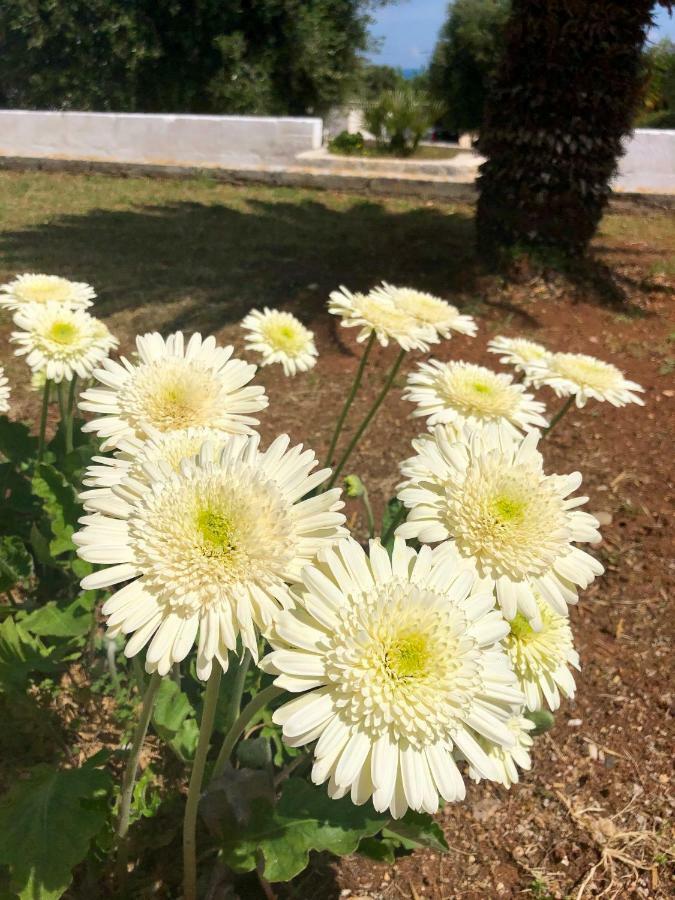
[
  {"x1": 487, "y1": 336, "x2": 550, "y2": 373},
  {"x1": 504, "y1": 597, "x2": 579, "y2": 712},
  {"x1": 372, "y1": 282, "x2": 477, "y2": 340},
  {"x1": 467, "y1": 715, "x2": 535, "y2": 788},
  {"x1": 397, "y1": 428, "x2": 604, "y2": 626},
  {"x1": 328, "y1": 285, "x2": 435, "y2": 352},
  {"x1": 404, "y1": 360, "x2": 548, "y2": 439},
  {"x1": 11, "y1": 303, "x2": 118, "y2": 383},
  {"x1": 261, "y1": 537, "x2": 524, "y2": 818},
  {"x1": 79, "y1": 331, "x2": 268, "y2": 451},
  {"x1": 74, "y1": 435, "x2": 345, "y2": 679},
  {"x1": 241, "y1": 307, "x2": 318, "y2": 376},
  {"x1": 525, "y1": 352, "x2": 644, "y2": 408},
  {"x1": 0, "y1": 273, "x2": 96, "y2": 310},
  {"x1": 0, "y1": 366, "x2": 10, "y2": 413},
  {"x1": 79, "y1": 426, "x2": 235, "y2": 516}
]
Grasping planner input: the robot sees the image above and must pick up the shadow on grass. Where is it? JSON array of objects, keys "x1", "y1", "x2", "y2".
[{"x1": 0, "y1": 195, "x2": 478, "y2": 335}]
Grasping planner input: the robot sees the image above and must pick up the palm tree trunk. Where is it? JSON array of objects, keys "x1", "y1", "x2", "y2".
[{"x1": 476, "y1": 0, "x2": 666, "y2": 264}]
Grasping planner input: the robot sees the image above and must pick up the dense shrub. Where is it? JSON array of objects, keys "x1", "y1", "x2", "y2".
[
  {"x1": 328, "y1": 130, "x2": 366, "y2": 155},
  {"x1": 364, "y1": 86, "x2": 444, "y2": 156}
]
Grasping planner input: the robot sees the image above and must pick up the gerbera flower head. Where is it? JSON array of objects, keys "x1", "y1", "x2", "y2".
[
  {"x1": 0, "y1": 273, "x2": 96, "y2": 310},
  {"x1": 11, "y1": 302, "x2": 118, "y2": 383},
  {"x1": 504, "y1": 594, "x2": 579, "y2": 711},
  {"x1": 241, "y1": 307, "x2": 318, "y2": 376},
  {"x1": 372, "y1": 282, "x2": 477, "y2": 340},
  {"x1": 79, "y1": 331, "x2": 268, "y2": 450},
  {"x1": 525, "y1": 352, "x2": 644, "y2": 408},
  {"x1": 328, "y1": 285, "x2": 435, "y2": 352},
  {"x1": 80, "y1": 425, "x2": 235, "y2": 516},
  {"x1": 261, "y1": 537, "x2": 524, "y2": 818},
  {"x1": 0, "y1": 366, "x2": 10, "y2": 413},
  {"x1": 397, "y1": 428, "x2": 604, "y2": 626},
  {"x1": 487, "y1": 335, "x2": 550, "y2": 373},
  {"x1": 74, "y1": 434, "x2": 346, "y2": 679},
  {"x1": 467, "y1": 715, "x2": 535, "y2": 788},
  {"x1": 404, "y1": 360, "x2": 548, "y2": 438}
]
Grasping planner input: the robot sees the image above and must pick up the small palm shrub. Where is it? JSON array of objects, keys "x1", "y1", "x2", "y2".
[{"x1": 364, "y1": 86, "x2": 444, "y2": 156}]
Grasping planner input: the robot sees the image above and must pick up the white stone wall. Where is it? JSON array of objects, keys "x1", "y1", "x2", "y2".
[
  {"x1": 0, "y1": 110, "x2": 323, "y2": 167},
  {"x1": 614, "y1": 129, "x2": 675, "y2": 193}
]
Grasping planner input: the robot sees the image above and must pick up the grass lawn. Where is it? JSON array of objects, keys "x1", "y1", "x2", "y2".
[{"x1": 0, "y1": 169, "x2": 673, "y2": 899}]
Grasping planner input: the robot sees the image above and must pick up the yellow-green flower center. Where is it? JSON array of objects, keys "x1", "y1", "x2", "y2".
[
  {"x1": 509, "y1": 612, "x2": 534, "y2": 641},
  {"x1": 490, "y1": 494, "x2": 527, "y2": 525},
  {"x1": 196, "y1": 508, "x2": 237, "y2": 556},
  {"x1": 265, "y1": 322, "x2": 306, "y2": 354},
  {"x1": 48, "y1": 321, "x2": 78, "y2": 344},
  {"x1": 471, "y1": 381, "x2": 492, "y2": 394},
  {"x1": 385, "y1": 633, "x2": 430, "y2": 680}
]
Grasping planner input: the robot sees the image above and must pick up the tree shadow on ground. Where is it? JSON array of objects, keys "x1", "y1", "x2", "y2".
[{"x1": 0, "y1": 196, "x2": 478, "y2": 335}]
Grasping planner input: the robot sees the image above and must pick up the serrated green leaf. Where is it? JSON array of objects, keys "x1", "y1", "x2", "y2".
[
  {"x1": 0, "y1": 536, "x2": 34, "y2": 592},
  {"x1": 152, "y1": 679, "x2": 194, "y2": 740},
  {"x1": 236, "y1": 736, "x2": 272, "y2": 770},
  {"x1": 168, "y1": 718, "x2": 199, "y2": 762},
  {"x1": 0, "y1": 617, "x2": 57, "y2": 693},
  {"x1": 382, "y1": 810, "x2": 449, "y2": 853},
  {"x1": 220, "y1": 778, "x2": 389, "y2": 882},
  {"x1": 0, "y1": 759, "x2": 112, "y2": 900},
  {"x1": 0, "y1": 416, "x2": 38, "y2": 463},
  {"x1": 130, "y1": 767, "x2": 162, "y2": 824},
  {"x1": 19, "y1": 595, "x2": 94, "y2": 638},
  {"x1": 32, "y1": 464, "x2": 80, "y2": 557},
  {"x1": 357, "y1": 835, "x2": 396, "y2": 863}
]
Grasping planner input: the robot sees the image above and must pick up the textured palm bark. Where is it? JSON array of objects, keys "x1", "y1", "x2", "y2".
[{"x1": 476, "y1": 0, "x2": 671, "y2": 262}]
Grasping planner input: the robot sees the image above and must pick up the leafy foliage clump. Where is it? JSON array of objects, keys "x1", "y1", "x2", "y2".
[{"x1": 364, "y1": 86, "x2": 444, "y2": 156}]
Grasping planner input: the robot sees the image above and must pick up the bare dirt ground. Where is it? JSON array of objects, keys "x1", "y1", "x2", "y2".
[{"x1": 0, "y1": 173, "x2": 673, "y2": 899}]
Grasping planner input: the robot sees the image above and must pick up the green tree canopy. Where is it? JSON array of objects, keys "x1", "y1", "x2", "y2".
[
  {"x1": 0, "y1": 1, "x2": 391, "y2": 116},
  {"x1": 429, "y1": 0, "x2": 510, "y2": 133}
]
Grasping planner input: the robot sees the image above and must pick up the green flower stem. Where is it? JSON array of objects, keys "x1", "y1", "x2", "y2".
[
  {"x1": 328, "y1": 347, "x2": 407, "y2": 489},
  {"x1": 323, "y1": 331, "x2": 376, "y2": 469},
  {"x1": 361, "y1": 486, "x2": 375, "y2": 539},
  {"x1": 67, "y1": 374, "x2": 78, "y2": 446},
  {"x1": 116, "y1": 672, "x2": 161, "y2": 884},
  {"x1": 57, "y1": 381, "x2": 73, "y2": 454},
  {"x1": 211, "y1": 684, "x2": 284, "y2": 783},
  {"x1": 542, "y1": 395, "x2": 574, "y2": 437},
  {"x1": 37, "y1": 381, "x2": 50, "y2": 462},
  {"x1": 224, "y1": 649, "x2": 252, "y2": 732},
  {"x1": 183, "y1": 666, "x2": 223, "y2": 900}
]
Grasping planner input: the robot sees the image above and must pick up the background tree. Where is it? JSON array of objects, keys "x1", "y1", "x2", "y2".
[
  {"x1": 429, "y1": 0, "x2": 510, "y2": 134},
  {"x1": 636, "y1": 38, "x2": 675, "y2": 127},
  {"x1": 0, "y1": 0, "x2": 391, "y2": 116},
  {"x1": 476, "y1": 1, "x2": 673, "y2": 264}
]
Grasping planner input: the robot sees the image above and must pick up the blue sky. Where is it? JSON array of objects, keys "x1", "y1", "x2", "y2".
[{"x1": 366, "y1": 1, "x2": 675, "y2": 69}]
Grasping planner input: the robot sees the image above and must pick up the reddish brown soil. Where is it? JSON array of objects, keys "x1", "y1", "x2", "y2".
[{"x1": 0, "y1": 192, "x2": 673, "y2": 899}]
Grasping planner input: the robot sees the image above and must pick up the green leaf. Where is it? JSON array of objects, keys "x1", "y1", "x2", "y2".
[
  {"x1": 382, "y1": 810, "x2": 449, "y2": 853},
  {"x1": 0, "y1": 536, "x2": 34, "y2": 592},
  {"x1": 152, "y1": 678, "x2": 194, "y2": 739},
  {"x1": 236, "y1": 736, "x2": 272, "y2": 770},
  {"x1": 0, "y1": 416, "x2": 38, "y2": 463},
  {"x1": 19, "y1": 595, "x2": 94, "y2": 639},
  {"x1": 0, "y1": 617, "x2": 57, "y2": 694},
  {"x1": 357, "y1": 835, "x2": 396, "y2": 863},
  {"x1": 381, "y1": 497, "x2": 407, "y2": 552},
  {"x1": 0, "y1": 759, "x2": 112, "y2": 900},
  {"x1": 32, "y1": 464, "x2": 80, "y2": 557},
  {"x1": 130, "y1": 767, "x2": 162, "y2": 824},
  {"x1": 151, "y1": 679, "x2": 199, "y2": 761},
  {"x1": 220, "y1": 777, "x2": 389, "y2": 882},
  {"x1": 525, "y1": 709, "x2": 555, "y2": 736}
]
